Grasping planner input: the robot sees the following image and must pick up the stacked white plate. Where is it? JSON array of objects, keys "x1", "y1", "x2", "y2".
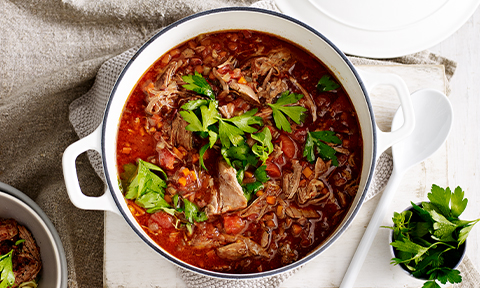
[{"x1": 275, "y1": 0, "x2": 480, "y2": 58}]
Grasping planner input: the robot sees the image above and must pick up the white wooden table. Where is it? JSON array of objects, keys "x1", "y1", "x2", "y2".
[{"x1": 104, "y1": 8, "x2": 480, "y2": 286}]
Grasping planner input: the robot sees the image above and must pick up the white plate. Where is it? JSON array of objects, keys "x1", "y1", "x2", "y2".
[{"x1": 275, "y1": 0, "x2": 480, "y2": 58}]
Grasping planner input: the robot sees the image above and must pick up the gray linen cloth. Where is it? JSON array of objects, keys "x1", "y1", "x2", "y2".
[{"x1": 0, "y1": 0, "x2": 477, "y2": 287}]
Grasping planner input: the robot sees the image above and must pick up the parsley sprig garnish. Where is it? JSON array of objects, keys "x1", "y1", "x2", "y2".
[
  {"x1": 384, "y1": 185, "x2": 480, "y2": 288},
  {"x1": 267, "y1": 91, "x2": 307, "y2": 133},
  {"x1": 0, "y1": 250, "x2": 15, "y2": 288},
  {"x1": 303, "y1": 131, "x2": 342, "y2": 166},
  {"x1": 182, "y1": 71, "x2": 215, "y2": 100},
  {"x1": 251, "y1": 127, "x2": 273, "y2": 164},
  {"x1": 317, "y1": 75, "x2": 340, "y2": 92},
  {"x1": 122, "y1": 159, "x2": 208, "y2": 231},
  {"x1": 123, "y1": 159, "x2": 174, "y2": 214}
]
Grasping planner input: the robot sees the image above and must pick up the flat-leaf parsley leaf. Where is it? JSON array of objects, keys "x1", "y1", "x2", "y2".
[
  {"x1": 317, "y1": 75, "x2": 340, "y2": 92},
  {"x1": 303, "y1": 131, "x2": 341, "y2": 165},
  {"x1": 267, "y1": 91, "x2": 307, "y2": 133},
  {"x1": 182, "y1": 71, "x2": 215, "y2": 100}
]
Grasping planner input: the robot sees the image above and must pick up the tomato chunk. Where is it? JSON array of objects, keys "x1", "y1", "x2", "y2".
[
  {"x1": 150, "y1": 211, "x2": 174, "y2": 230},
  {"x1": 279, "y1": 134, "x2": 296, "y2": 158},
  {"x1": 265, "y1": 161, "x2": 281, "y2": 178},
  {"x1": 158, "y1": 148, "x2": 175, "y2": 170},
  {"x1": 223, "y1": 215, "x2": 246, "y2": 234}
]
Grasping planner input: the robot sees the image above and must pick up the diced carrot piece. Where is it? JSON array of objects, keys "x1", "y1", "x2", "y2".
[
  {"x1": 266, "y1": 196, "x2": 276, "y2": 205},
  {"x1": 182, "y1": 168, "x2": 190, "y2": 176},
  {"x1": 238, "y1": 76, "x2": 247, "y2": 84},
  {"x1": 122, "y1": 147, "x2": 131, "y2": 154},
  {"x1": 161, "y1": 54, "x2": 172, "y2": 65},
  {"x1": 192, "y1": 153, "x2": 200, "y2": 163},
  {"x1": 292, "y1": 224, "x2": 303, "y2": 235},
  {"x1": 276, "y1": 205, "x2": 285, "y2": 218},
  {"x1": 178, "y1": 146, "x2": 188, "y2": 156},
  {"x1": 178, "y1": 177, "x2": 187, "y2": 186},
  {"x1": 256, "y1": 190, "x2": 264, "y2": 197},
  {"x1": 299, "y1": 179, "x2": 307, "y2": 187},
  {"x1": 303, "y1": 167, "x2": 313, "y2": 178},
  {"x1": 173, "y1": 147, "x2": 184, "y2": 159},
  {"x1": 190, "y1": 170, "x2": 197, "y2": 180},
  {"x1": 266, "y1": 220, "x2": 276, "y2": 228},
  {"x1": 144, "y1": 82, "x2": 155, "y2": 92},
  {"x1": 244, "y1": 171, "x2": 254, "y2": 178}
]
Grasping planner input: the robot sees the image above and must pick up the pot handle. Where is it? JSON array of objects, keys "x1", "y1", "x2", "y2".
[
  {"x1": 357, "y1": 69, "x2": 415, "y2": 155},
  {"x1": 62, "y1": 125, "x2": 121, "y2": 216}
]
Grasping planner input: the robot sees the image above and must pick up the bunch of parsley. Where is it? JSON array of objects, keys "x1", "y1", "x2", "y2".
[{"x1": 384, "y1": 185, "x2": 480, "y2": 288}]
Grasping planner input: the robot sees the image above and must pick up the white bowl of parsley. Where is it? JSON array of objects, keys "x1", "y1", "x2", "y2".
[{"x1": 384, "y1": 184, "x2": 479, "y2": 288}]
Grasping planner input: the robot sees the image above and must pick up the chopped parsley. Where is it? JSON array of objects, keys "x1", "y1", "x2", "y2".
[
  {"x1": 267, "y1": 91, "x2": 307, "y2": 133},
  {"x1": 383, "y1": 185, "x2": 480, "y2": 288},
  {"x1": 0, "y1": 250, "x2": 15, "y2": 288},
  {"x1": 303, "y1": 131, "x2": 341, "y2": 166},
  {"x1": 317, "y1": 75, "x2": 340, "y2": 92}
]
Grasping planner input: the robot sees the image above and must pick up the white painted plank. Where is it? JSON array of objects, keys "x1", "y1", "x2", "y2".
[{"x1": 430, "y1": 8, "x2": 480, "y2": 270}]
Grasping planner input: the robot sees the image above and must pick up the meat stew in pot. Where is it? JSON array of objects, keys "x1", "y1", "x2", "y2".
[{"x1": 116, "y1": 30, "x2": 363, "y2": 273}]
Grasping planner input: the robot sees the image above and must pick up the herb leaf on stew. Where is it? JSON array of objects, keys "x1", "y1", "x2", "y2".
[
  {"x1": 303, "y1": 131, "x2": 341, "y2": 165},
  {"x1": 317, "y1": 75, "x2": 340, "y2": 92},
  {"x1": 182, "y1": 71, "x2": 215, "y2": 100},
  {"x1": 251, "y1": 127, "x2": 274, "y2": 164},
  {"x1": 267, "y1": 91, "x2": 307, "y2": 133},
  {"x1": 123, "y1": 159, "x2": 172, "y2": 214}
]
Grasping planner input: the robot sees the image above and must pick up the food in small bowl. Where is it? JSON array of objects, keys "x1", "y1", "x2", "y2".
[
  {"x1": 384, "y1": 184, "x2": 478, "y2": 288},
  {"x1": 0, "y1": 218, "x2": 42, "y2": 287},
  {"x1": 0, "y1": 182, "x2": 67, "y2": 288}
]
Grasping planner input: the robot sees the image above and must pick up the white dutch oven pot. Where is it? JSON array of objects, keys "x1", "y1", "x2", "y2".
[{"x1": 62, "y1": 8, "x2": 414, "y2": 279}]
